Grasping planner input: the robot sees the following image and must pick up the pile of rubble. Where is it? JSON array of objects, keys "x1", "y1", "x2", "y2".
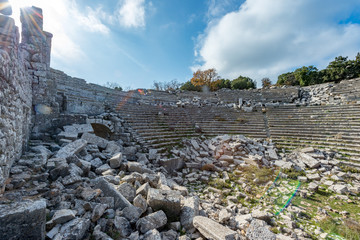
[{"x1": 1, "y1": 121, "x2": 360, "y2": 239}]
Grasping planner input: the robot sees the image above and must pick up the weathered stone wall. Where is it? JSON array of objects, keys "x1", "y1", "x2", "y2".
[
  {"x1": 0, "y1": 15, "x2": 32, "y2": 193},
  {"x1": 50, "y1": 68, "x2": 131, "y2": 115}
]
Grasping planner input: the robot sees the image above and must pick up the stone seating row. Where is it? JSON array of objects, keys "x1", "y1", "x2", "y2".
[
  {"x1": 117, "y1": 98, "x2": 360, "y2": 168},
  {"x1": 117, "y1": 103, "x2": 267, "y2": 151},
  {"x1": 267, "y1": 104, "x2": 360, "y2": 166}
]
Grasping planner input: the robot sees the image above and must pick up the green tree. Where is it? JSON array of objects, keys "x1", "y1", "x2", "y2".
[
  {"x1": 261, "y1": 77, "x2": 272, "y2": 88},
  {"x1": 216, "y1": 79, "x2": 232, "y2": 89},
  {"x1": 323, "y1": 56, "x2": 350, "y2": 82},
  {"x1": 180, "y1": 81, "x2": 201, "y2": 91},
  {"x1": 276, "y1": 72, "x2": 298, "y2": 86},
  {"x1": 231, "y1": 76, "x2": 256, "y2": 90},
  {"x1": 294, "y1": 66, "x2": 320, "y2": 86}
]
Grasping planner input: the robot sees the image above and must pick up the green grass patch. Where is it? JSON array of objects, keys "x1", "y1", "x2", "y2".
[
  {"x1": 319, "y1": 217, "x2": 360, "y2": 240},
  {"x1": 281, "y1": 168, "x2": 306, "y2": 180},
  {"x1": 209, "y1": 178, "x2": 231, "y2": 190},
  {"x1": 236, "y1": 165, "x2": 275, "y2": 185}
]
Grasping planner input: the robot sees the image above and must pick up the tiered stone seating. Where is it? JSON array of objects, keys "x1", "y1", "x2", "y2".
[
  {"x1": 330, "y1": 78, "x2": 360, "y2": 101},
  {"x1": 117, "y1": 103, "x2": 267, "y2": 151},
  {"x1": 267, "y1": 104, "x2": 360, "y2": 167}
]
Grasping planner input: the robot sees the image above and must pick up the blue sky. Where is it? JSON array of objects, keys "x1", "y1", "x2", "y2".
[{"x1": 10, "y1": 0, "x2": 360, "y2": 89}]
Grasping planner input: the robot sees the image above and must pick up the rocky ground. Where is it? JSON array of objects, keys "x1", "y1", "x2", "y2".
[{"x1": 1, "y1": 114, "x2": 360, "y2": 240}]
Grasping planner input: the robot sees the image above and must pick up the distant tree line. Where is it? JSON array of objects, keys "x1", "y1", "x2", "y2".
[
  {"x1": 104, "y1": 82, "x2": 123, "y2": 91},
  {"x1": 180, "y1": 68, "x2": 256, "y2": 92},
  {"x1": 152, "y1": 53, "x2": 360, "y2": 92},
  {"x1": 153, "y1": 79, "x2": 182, "y2": 91},
  {"x1": 276, "y1": 53, "x2": 360, "y2": 86}
]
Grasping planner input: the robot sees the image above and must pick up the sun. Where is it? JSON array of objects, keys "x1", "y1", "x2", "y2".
[
  {"x1": 9, "y1": 0, "x2": 36, "y2": 8},
  {"x1": 8, "y1": 0, "x2": 48, "y2": 29}
]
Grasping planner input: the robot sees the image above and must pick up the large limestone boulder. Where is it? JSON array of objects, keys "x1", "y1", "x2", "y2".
[
  {"x1": 0, "y1": 199, "x2": 46, "y2": 240},
  {"x1": 193, "y1": 216, "x2": 237, "y2": 240},
  {"x1": 147, "y1": 188, "x2": 181, "y2": 221},
  {"x1": 136, "y1": 210, "x2": 167, "y2": 234}
]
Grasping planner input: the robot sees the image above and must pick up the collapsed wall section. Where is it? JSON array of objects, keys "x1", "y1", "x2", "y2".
[
  {"x1": 0, "y1": 15, "x2": 32, "y2": 193},
  {"x1": 50, "y1": 68, "x2": 130, "y2": 115}
]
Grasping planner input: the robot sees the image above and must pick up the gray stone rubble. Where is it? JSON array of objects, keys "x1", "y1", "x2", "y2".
[{"x1": 1, "y1": 118, "x2": 359, "y2": 240}]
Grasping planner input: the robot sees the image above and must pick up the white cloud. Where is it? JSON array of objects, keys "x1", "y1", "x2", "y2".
[
  {"x1": 207, "y1": 0, "x2": 238, "y2": 19},
  {"x1": 195, "y1": 0, "x2": 360, "y2": 83},
  {"x1": 10, "y1": 0, "x2": 110, "y2": 62},
  {"x1": 74, "y1": 6, "x2": 110, "y2": 35},
  {"x1": 116, "y1": 0, "x2": 146, "y2": 28}
]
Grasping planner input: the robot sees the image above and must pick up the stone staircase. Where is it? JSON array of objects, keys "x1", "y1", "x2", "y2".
[
  {"x1": 330, "y1": 78, "x2": 360, "y2": 102},
  {"x1": 116, "y1": 83, "x2": 360, "y2": 168},
  {"x1": 267, "y1": 104, "x2": 360, "y2": 167},
  {"x1": 117, "y1": 103, "x2": 267, "y2": 151}
]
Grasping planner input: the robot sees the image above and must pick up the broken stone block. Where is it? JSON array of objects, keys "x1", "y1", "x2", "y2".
[
  {"x1": 180, "y1": 196, "x2": 199, "y2": 230},
  {"x1": 329, "y1": 184, "x2": 348, "y2": 194},
  {"x1": 308, "y1": 182, "x2": 319, "y2": 192},
  {"x1": 173, "y1": 185, "x2": 188, "y2": 196},
  {"x1": 219, "y1": 208, "x2": 232, "y2": 223},
  {"x1": 143, "y1": 229, "x2": 162, "y2": 240},
  {"x1": 136, "y1": 182, "x2": 150, "y2": 196},
  {"x1": 159, "y1": 158, "x2": 184, "y2": 173},
  {"x1": 46, "y1": 157, "x2": 66, "y2": 170},
  {"x1": 78, "y1": 159, "x2": 91, "y2": 174},
  {"x1": 300, "y1": 147, "x2": 315, "y2": 153},
  {"x1": 81, "y1": 133, "x2": 108, "y2": 149},
  {"x1": 133, "y1": 194, "x2": 148, "y2": 214},
  {"x1": 306, "y1": 173, "x2": 321, "y2": 181},
  {"x1": 57, "y1": 131, "x2": 78, "y2": 141},
  {"x1": 108, "y1": 152, "x2": 122, "y2": 169},
  {"x1": 95, "y1": 164, "x2": 111, "y2": 175},
  {"x1": 148, "y1": 149, "x2": 158, "y2": 160},
  {"x1": 143, "y1": 173, "x2": 159, "y2": 188},
  {"x1": 0, "y1": 199, "x2": 46, "y2": 240},
  {"x1": 58, "y1": 218, "x2": 91, "y2": 240},
  {"x1": 55, "y1": 139, "x2": 87, "y2": 159},
  {"x1": 246, "y1": 219, "x2": 276, "y2": 240},
  {"x1": 251, "y1": 209, "x2": 273, "y2": 224},
  {"x1": 63, "y1": 123, "x2": 94, "y2": 134},
  {"x1": 121, "y1": 205, "x2": 142, "y2": 223},
  {"x1": 114, "y1": 216, "x2": 132, "y2": 237},
  {"x1": 147, "y1": 188, "x2": 181, "y2": 221},
  {"x1": 136, "y1": 210, "x2": 167, "y2": 234},
  {"x1": 117, "y1": 182, "x2": 136, "y2": 202},
  {"x1": 94, "y1": 177, "x2": 132, "y2": 210},
  {"x1": 90, "y1": 157, "x2": 103, "y2": 169},
  {"x1": 137, "y1": 154, "x2": 149, "y2": 164},
  {"x1": 104, "y1": 141, "x2": 121, "y2": 155},
  {"x1": 161, "y1": 229, "x2": 178, "y2": 240},
  {"x1": 274, "y1": 160, "x2": 293, "y2": 169},
  {"x1": 234, "y1": 214, "x2": 252, "y2": 230},
  {"x1": 51, "y1": 209, "x2": 76, "y2": 224},
  {"x1": 91, "y1": 204, "x2": 107, "y2": 222},
  {"x1": 267, "y1": 148, "x2": 278, "y2": 160},
  {"x1": 298, "y1": 152, "x2": 320, "y2": 169},
  {"x1": 92, "y1": 225, "x2": 112, "y2": 239},
  {"x1": 219, "y1": 155, "x2": 234, "y2": 163},
  {"x1": 62, "y1": 174, "x2": 82, "y2": 185},
  {"x1": 80, "y1": 188, "x2": 102, "y2": 201},
  {"x1": 193, "y1": 216, "x2": 237, "y2": 240},
  {"x1": 190, "y1": 140, "x2": 200, "y2": 150},
  {"x1": 49, "y1": 161, "x2": 70, "y2": 180},
  {"x1": 128, "y1": 162, "x2": 155, "y2": 174}
]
